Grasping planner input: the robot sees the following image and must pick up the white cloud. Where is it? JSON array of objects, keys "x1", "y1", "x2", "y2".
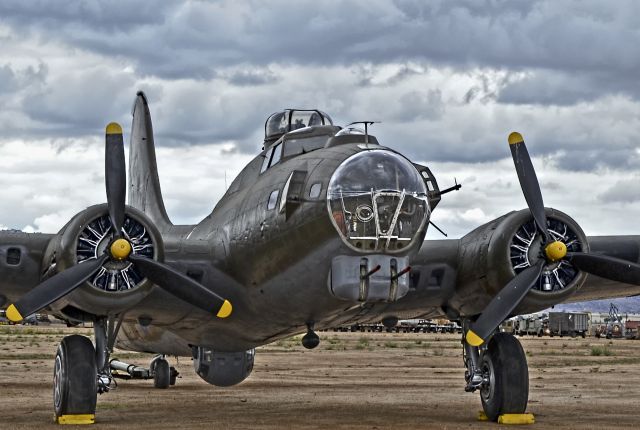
[{"x1": 1, "y1": 1, "x2": 640, "y2": 240}]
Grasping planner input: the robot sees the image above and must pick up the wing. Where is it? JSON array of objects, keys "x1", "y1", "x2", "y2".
[
  {"x1": 567, "y1": 235, "x2": 640, "y2": 302},
  {"x1": 402, "y1": 233, "x2": 640, "y2": 321}
]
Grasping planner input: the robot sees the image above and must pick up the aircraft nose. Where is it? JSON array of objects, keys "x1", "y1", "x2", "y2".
[{"x1": 327, "y1": 150, "x2": 430, "y2": 252}]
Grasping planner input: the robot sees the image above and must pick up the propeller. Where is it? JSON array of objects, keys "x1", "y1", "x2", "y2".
[
  {"x1": 465, "y1": 132, "x2": 640, "y2": 346},
  {"x1": 105, "y1": 123, "x2": 126, "y2": 236},
  {"x1": 6, "y1": 123, "x2": 232, "y2": 323},
  {"x1": 508, "y1": 132, "x2": 548, "y2": 242}
]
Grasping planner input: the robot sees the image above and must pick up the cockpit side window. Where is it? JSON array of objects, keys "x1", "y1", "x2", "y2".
[
  {"x1": 260, "y1": 142, "x2": 283, "y2": 174},
  {"x1": 260, "y1": 147, "x2": 274, "y2": 173},
  {"x1": 270, "y1": 142, "x2": 282, "y2": 167}
]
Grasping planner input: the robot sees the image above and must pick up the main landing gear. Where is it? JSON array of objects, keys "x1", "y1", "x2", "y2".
[
  {"x1": 462, "y1": 325, "x2": 529, "y2": 422},
  {"x1": 53, "y1": 335, "x2": 98, "y2": 424},
  {"x1": 52, "y1": 316, "x2": 179, "y2": 424}
]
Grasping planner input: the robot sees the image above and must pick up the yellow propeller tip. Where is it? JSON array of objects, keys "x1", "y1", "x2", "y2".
[
  {"x1": 216, "y1": 300, "x2": 233, "y2": 318},
  {"x1": 106, "y1": 122, "x2": 123, "y2": 135},
  {"x1": 466, "y1": 330, "x2": 484, "y2": 346},
  {"x1": 6, "y1": 304, "x2": 23, "y2": 323},
  {"x1": 508, "y1": 132, "x2": 524, "y2": 145}
]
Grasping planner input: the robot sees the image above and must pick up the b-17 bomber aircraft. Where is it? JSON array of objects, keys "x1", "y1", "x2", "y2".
[{"x1": 2, "y1": 91, "x2": 640, "y2": 424}]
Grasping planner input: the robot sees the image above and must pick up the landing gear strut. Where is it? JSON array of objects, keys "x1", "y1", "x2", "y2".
[{"x1": 462, "y1": 325, "x2": 529, "y2": 422}]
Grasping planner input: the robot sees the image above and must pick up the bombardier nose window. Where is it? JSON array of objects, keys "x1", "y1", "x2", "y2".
[{"x1": 327, "y1": 150, "x2": 429, "y2": 252}]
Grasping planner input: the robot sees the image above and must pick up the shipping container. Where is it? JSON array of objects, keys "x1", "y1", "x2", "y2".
[{"x1": 548, "y1": 312, "x2": 589, "y2": 337}]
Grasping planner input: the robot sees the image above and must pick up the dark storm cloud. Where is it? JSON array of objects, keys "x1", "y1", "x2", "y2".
[
  {"x1": 0, "y1": 0, "x2": 639, "y2": 170},
  {"x1": 598, "y1": 178, "x2": 640, "y2": 204},
  {"x1": 224, "y1": 68, "x2": 279, "y2": 87},
  {"x1": 499, "y1": 70, "x2": 640, "y2": 105},
  {"x1": 22, "y1": 66, "x2": 136, "y2": 133},
  {"x1": 2, "y1": 1, "x2": 639, "y2": 82},
  {"x1": 0, "y1": 1, "x2": 173, "y2": 32},
  {"x1": 0, "y1": 62, "x2": 47, "y2": 96}
]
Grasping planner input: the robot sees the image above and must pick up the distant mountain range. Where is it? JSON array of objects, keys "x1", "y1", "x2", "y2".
[{"x1": 552, "y1": 296, "x2": 640, "y2": 314}]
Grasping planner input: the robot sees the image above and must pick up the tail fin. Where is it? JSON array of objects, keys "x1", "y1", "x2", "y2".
[{"x1": 128, "y1": 91, "x2": 173, "y2": 229}]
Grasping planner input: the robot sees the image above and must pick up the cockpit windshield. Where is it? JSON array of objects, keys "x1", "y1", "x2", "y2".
[{"x1": 264, "y1": 109, "x2": 333, "y2": 144}]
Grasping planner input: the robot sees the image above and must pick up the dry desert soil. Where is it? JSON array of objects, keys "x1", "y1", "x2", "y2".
[{"x1": 1, "y1": 325, "x2": 640, "y2": 429}]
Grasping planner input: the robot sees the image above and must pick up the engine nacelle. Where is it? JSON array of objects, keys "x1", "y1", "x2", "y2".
[
  {"x1": 42, "y1": 204, "x2": 164, "y2": 318},
  {"x1": 192, "y1": 346, "x2": 255, "y2": 387},
  {"x1": 456, "y1": 208, "x2": 588, "y2": 315}
]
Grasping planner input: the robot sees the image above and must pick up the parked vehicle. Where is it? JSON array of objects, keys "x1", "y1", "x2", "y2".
[
  {"x1": 624, "y1": 320, "x2": 640, "y2": 339},
  {"x1": 515, "y1": 314, "x2": 548, "y2": 337},
  {"x1": 595, "y1": 304, "x2": 625, "y2": 339},
  {"x1": 548, "y1": 312, "x2": 589, "y2": 338}
]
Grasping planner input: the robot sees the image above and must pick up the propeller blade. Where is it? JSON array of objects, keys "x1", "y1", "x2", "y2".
[
  {"x1": 466, "y1": 260, "x2": 545, "y2": 346},
  {"x1": 5, "y1": 255, "x2": 108, "y2": 323},
  {"x1": 129, "y1": 254, "x2": 232, "y2": 318},
  {"x1": 105, "y1": 122, "x2": 126, "y2": 235},
  {"x1": 508, "y1": 132, "x2": 549, "y2": 241},
  {"x1": 567, "y1": 252, "x2": 640, "y2": 286}
]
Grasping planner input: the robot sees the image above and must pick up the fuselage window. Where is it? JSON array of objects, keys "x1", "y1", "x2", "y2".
[
  {"x1": 260, "y1": 147, "x2": 274, "y2": 173},
  {"x1": 309, "y1": 182, "x2": 322, "y2": 198},
  {"x1": 267, "y1": 189, "x2": 279, "y2": 210},
  {"x1": 420, "y1": 171, "x2": 435, "y2": 192}
]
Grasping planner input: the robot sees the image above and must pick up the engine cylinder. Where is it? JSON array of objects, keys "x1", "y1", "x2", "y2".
[
  {"x1": 455, "y1": 208, "x2": 588, "y2": 315},
  {"x1": 42, "y1": 204, "x2": 164, "y2": 316}
]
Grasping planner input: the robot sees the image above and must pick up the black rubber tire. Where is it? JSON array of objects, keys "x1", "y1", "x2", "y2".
[
  {"x1": 479, "y1": 333, "x2": 529, "y2": 422},
  {"x1": 54, "y1": 335, "x2": 97, "y2": 418},
  {"x1": 153, "y1": 359, "x2": 170, "y2": 389},
  {"x1": 169, "y1": 367, "x2": 179, "y2": 386}
]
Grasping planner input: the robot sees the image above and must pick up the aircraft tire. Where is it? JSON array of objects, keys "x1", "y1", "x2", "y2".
[
  {"x1": 479, "y1": 333, "x2": 529, "y2": 422},
  {"x1": 169, "y1": 366, "x2": 179, "y2": 386},
  {"x1": 153, "y1": 358, "x2": 170, "y2": 389},
  {"x1": 54, "y1": 335, "x2": 97, "y2": 419}
]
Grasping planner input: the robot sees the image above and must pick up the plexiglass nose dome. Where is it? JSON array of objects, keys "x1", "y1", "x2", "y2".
[{"x1": 327, "y1": 150, "x2": 429, "y2": 252}]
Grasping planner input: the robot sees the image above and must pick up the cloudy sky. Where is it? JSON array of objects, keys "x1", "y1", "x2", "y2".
[{"x1": 1, "y1": 0, "x2": 639, "y2": 239}]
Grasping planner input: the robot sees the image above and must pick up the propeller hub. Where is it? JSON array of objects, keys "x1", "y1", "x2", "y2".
[
  {"x1": 545, "y1": 240, "x2": 567, "y2": 262},
  {"x1": 110, "y1": 238, "x2": 132, "y2": 260}
]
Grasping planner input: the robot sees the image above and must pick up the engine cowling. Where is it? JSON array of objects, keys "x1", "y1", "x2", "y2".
[
  {"x1": 457, "y1": 208, "x2": 588, "y2": 315},
  {"x1": 42, "y1": 204, "x2": 164, "y2": 318}
]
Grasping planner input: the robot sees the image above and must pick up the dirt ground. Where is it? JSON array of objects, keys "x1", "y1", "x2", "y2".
[{"x1": 1, "y1": 325, "x2": 639, "y2": 429}]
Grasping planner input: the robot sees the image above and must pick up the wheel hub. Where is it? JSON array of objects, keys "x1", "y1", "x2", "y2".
[{"x1": 53, "y1": 355, "x2": 63, "y2": 410}]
